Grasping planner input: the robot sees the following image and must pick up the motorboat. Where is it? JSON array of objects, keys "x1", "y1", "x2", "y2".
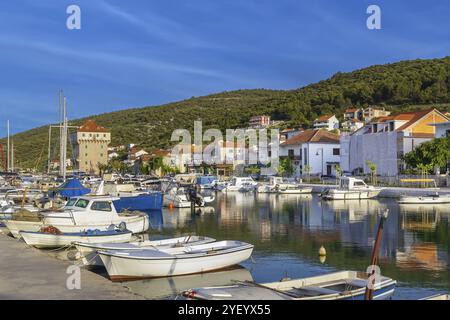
[
  {"x1": 98, "y1": 240, "x2": 254, "y2": 281},
  {"x1": 163, "y1": 187, "x2": 213, "y2": 208},
  {"x1": 257, "y1": 177, "x2": 312, "y2": 194},
  {"x1": 183, "y1": 270, "x2": 396, "y2": 300},
  {"x1": 321, "y1": 177, "x2": 382, "y2": 200},
  {"x1": 3, "y1": 196, "x2": 150, "y2": 238},
  {"x1": 196, "y1": 176, "x2": 218, "y2": 189},
  {"x1": 20, "y1": 227, "x2": 133, "y2": 249},
  {"x1": 398, "y1": 193, "x2": 450, "y2": 204},
  {"x1": 222, "y1": 177, "x2": 258, "y2": 192},
  {"x1": 74, "y1": 235, "x2": 216, "y2": 266},
  {"x1": 4, "y1": 188, "x2": 44, "y2": 204}
]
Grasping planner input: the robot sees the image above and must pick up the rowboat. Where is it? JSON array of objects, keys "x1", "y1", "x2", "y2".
[
  {"x1": 74, "y1": 235, "x2": 216, "y2": 266},
  {"x1": 3, "y1": 196, "x2": 149, "y2": 238},
  {"x1": 398, "y1": 194, "x2": 450, "y2": 204},
  {"x1": 420, "y1": 294, "x2": 450, "y2": 300},
  {"x1": 321, "y1": 177, "x2": 382, "y2": 200},
  {"x1": 20, "y1": 228, "x2": 133, "y2": 249},
  {"x1": 98, "y1": 240, "x2": 254, "y2": 281},
  {"x1": 183, "y1": 270, "x2": 396, "y2": 300}
]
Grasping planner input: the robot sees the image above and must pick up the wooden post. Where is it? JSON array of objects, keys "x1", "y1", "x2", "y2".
[{"x1": 365, "y1": 209, "x2": 389, "y2": 300}]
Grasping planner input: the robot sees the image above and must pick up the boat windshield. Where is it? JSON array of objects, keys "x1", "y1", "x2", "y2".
[
  {"x1": 65, "y1": 198, "x2": 77, "y2": 207},
  {"x1": 74, "y1": 199, "x2": 90, "y2": 208}
]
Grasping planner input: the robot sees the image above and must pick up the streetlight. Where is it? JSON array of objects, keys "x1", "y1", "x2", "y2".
[{"x1": 316, "y1": 148, "x2": 324, "y2": 176}]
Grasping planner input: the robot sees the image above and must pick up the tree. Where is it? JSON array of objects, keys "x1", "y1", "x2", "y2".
[
  {"x1": 365, "y1": 160, "x2": 377, "y2": 185},
  {"x1": 403, "y1": 137, "x2": 450, "y2": 174},
  {"x1": 303, "y1": 164, "x2": 312, "y2": 182},
  {"x1": 278, "y1": 157, "x2": 294, "y2": 177}
]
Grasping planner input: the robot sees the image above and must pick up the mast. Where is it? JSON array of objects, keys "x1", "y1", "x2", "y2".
[
  {"x1": 6, "y1": 120, "x2": 10, "y2": 172},
  {"x1": 11, "y1": 139, "x2": 14, "y2": 172},
  {"x1": 62, "y1": 97, "x2": 68, "y2": 181},
  {"x1": 47, "y1": 125, "x2": 52, "y2": 174},
  {"x1": 59, "y1": 90, "x2": 63, "y2": 177}
]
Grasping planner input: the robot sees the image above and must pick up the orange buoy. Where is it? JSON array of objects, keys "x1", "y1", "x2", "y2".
[{"x1": 168, "y1": 203, "x2": 174, "y2": 210}]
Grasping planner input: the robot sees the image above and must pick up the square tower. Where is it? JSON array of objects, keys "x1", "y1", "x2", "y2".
[{"x1": 71, "y1": 119, "x2": 111, "y2": 175}]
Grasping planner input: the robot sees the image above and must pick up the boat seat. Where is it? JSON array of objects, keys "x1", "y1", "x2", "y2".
[
  {"x1": 345, "y1": 279, "x2": 367, "y2": 288},
  {"x1": 287, "y1": 286, "x2": 338, "y2": 297}
]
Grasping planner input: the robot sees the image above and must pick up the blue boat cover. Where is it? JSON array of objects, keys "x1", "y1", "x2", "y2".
[
  {"x1": 49, "y1": 179, "x2": 91, "y2": 198},
  {"x1": 196, "y1": 176, "x2": 218, "y2": 185}
]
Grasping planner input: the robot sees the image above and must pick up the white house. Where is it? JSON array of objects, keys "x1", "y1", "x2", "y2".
[
  {"x1": 430, "y1": 121, "x2": 450, "y2": 138},
  {"x1": 280, "y1": 129, "x2": 341, "y2": 176},
  {"x1": 340, "y1": 108, "x2": 449, "y2": 176},
  {"x1": 313, "y1": 115, "x2": 339, "y2": 131}
]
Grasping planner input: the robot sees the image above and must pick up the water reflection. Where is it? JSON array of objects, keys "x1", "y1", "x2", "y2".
[
  {"x1": 150, "y1": 192, "x2": 450, "y2": 299},
  {"x1": 123, "y1": 266, "x2": 252, "y2": 299}
]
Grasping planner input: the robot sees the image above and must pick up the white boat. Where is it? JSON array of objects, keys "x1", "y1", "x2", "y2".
[
  {"x1": 3, "y1": 196, "x2": 150, "y2": 238},
  {"x1": 257, "y1": 177, "x2": 312, "y2": 194},
  {"x1": 20, "y1": 228, "x2": 133, "y2": 249},
  {"x1": 321, "y1": 177, "x2": 382, "y2": 200},
  {"x1": 98, "y1": 240, "x2": 254, "y2": 281},
  {"x1": 398, "y1": 193, "x2": 450, "y2": 204},
  {"x1": 4, "y1": 188, "x2": 43, "y2": 204},
  {"x1": 74, "y1": 235, "x2": 216, "y2": 266},
  {"x1": 183, "y1": 270, "x2": 396, "y2": 300},
  {"x1": 420, "y1": 294, "x2": 450, "y2": 300},
  {"x1": 222, "y1": 177, "x2": 258, "y2": 192}
]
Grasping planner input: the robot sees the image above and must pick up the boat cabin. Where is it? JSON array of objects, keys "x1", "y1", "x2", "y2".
[{"x1": 339, "y1": 177, "x2": 369, "y2": 190}]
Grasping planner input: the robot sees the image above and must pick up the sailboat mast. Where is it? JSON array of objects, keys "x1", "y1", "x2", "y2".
[
  {"x1": 59, "y1": 90, "x2": 64, "y2": 177},
  {"x1": 62, "y1": 97, "x2": 68, "y2": 181},
  {"x1": 11, "y1": 140, "x2": 14, "y2": 172},
  {"x1": 6, "y1": 120, "x2": 10, "y2": 172}
]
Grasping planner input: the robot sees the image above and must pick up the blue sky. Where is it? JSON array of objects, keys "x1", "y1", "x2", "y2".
[{"x1": 0, "y1": 0, "x2": 449, "y2": 134}]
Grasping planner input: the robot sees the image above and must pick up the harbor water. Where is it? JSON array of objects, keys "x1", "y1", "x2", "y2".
[{"x1": 123, "y1": 192, "x2": 450, "y2": 300}]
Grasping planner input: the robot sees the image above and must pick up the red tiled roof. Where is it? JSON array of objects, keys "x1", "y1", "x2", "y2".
[
  {"x1": 395, "y1": 108, "x2": 438, "y2": 131},
  {"x1": 78, "y1": 119, "x2": 109, "y2": 133},
  {"x1": 281, "y1": 129, "x2": 340, "y2": 145},
  {"x1": 315, "y1": 115, "x2": 334, "y2": 122},
  {"x1": 345, "y1": 108, "x2": 359, "y2": 113}
]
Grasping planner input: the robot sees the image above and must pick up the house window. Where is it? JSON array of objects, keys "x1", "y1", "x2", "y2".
[
  {"x1": 333, "y1": 148, "x2": 340, "y2": 156},
  {"x1": 103, "y1": 134, "x2": 106, "y2": 137},
  {"x1": 85, "y1": 145, "x2": 88, "y2": 149},
  {"x1": 288, "y1": 149, "x2": 294, "y2": 159},
  {"x1": 85, "y1": 153, "x2": 88, "y2": 157},
  {"x1": 100, "y1": 153, "x2": 103, "y2": 157},
  {"x1": 304, "y1": 149, "x2": 308, "y2": 165},
  {"x1": 389, "y1": 122, "x2": 394, "y2": 131}
]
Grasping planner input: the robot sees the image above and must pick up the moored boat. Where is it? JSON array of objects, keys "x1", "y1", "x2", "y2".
[
  {"x1": 398, "y1": 193, "x2": 450, "y2": 204},
  {"x1": 20, "y1": 228, "x2": 133, "y2": 249},
  {"x1": 420, "y1": 294, "x2": 450, "y2": 300},
  {"x1": 74, "y1": 235, "x2": 216, "y2": 266},
  {"x1": 321, "y1": 177, "x2": 382, "y2": 200},
  {"x1": 3, "y1": 196, "x2": 150, "y2": 238},
  {"x1": 98, "y1": 240, "x2": 254, "y2": 281},
  {"x1": 183, "y1": 270, "x2": 396, "y2": 300}
]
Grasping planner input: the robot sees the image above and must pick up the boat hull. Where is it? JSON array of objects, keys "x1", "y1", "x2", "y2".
[
  {"x1": 113, "y1": 193, "x2": 163, "y2": 211},
  {"x1": 322, "y1": 189, "x2": 381, "y2": 200},
  {"x1": 99, "y1": 245, "x2": 254, "y2": 281},
  {"x1": 74, "y1": 236, "x2": 217, "y2": 266},
  {"x1": 20, "y1": 230, "x2": 133, "y2": 249},
  {"x1": 398, "y1": 195, "x2": 450, "y2": 204},
  {"x1": 277, "y1": 188, "x2": 313, "y2": 194},
  {"x1": 3, "y1": 215, "x2": 149, "y2": 238}
]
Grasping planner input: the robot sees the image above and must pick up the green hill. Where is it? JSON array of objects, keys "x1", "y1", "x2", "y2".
[{"x1": 2, "y1": 56, "x2": 450, "y2": 171}]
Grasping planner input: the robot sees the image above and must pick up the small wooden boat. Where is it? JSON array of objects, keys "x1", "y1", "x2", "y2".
[
  {"x1": 98, "y1": 240, "x2": 254, "y2": 281},
  {"x1": 20, "y1": 228, "x2": 133, "y2": 249},
  {"x1": 398, "y1": 194, "x2": 450, "y2": 204},
  {"x1": 74, "y1": 235, "x2": 216, "y2": 266},
  {"x1": 183, "y1": 270, "x2": 396, "y2": 300},
  {"x1": 420, "y1": 294, "x2": 450, "y2": 300}
]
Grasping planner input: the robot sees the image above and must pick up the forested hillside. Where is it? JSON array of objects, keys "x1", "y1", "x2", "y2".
[{"x1": 2, "y1": 57, "x2": 449, "y2": 171}]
